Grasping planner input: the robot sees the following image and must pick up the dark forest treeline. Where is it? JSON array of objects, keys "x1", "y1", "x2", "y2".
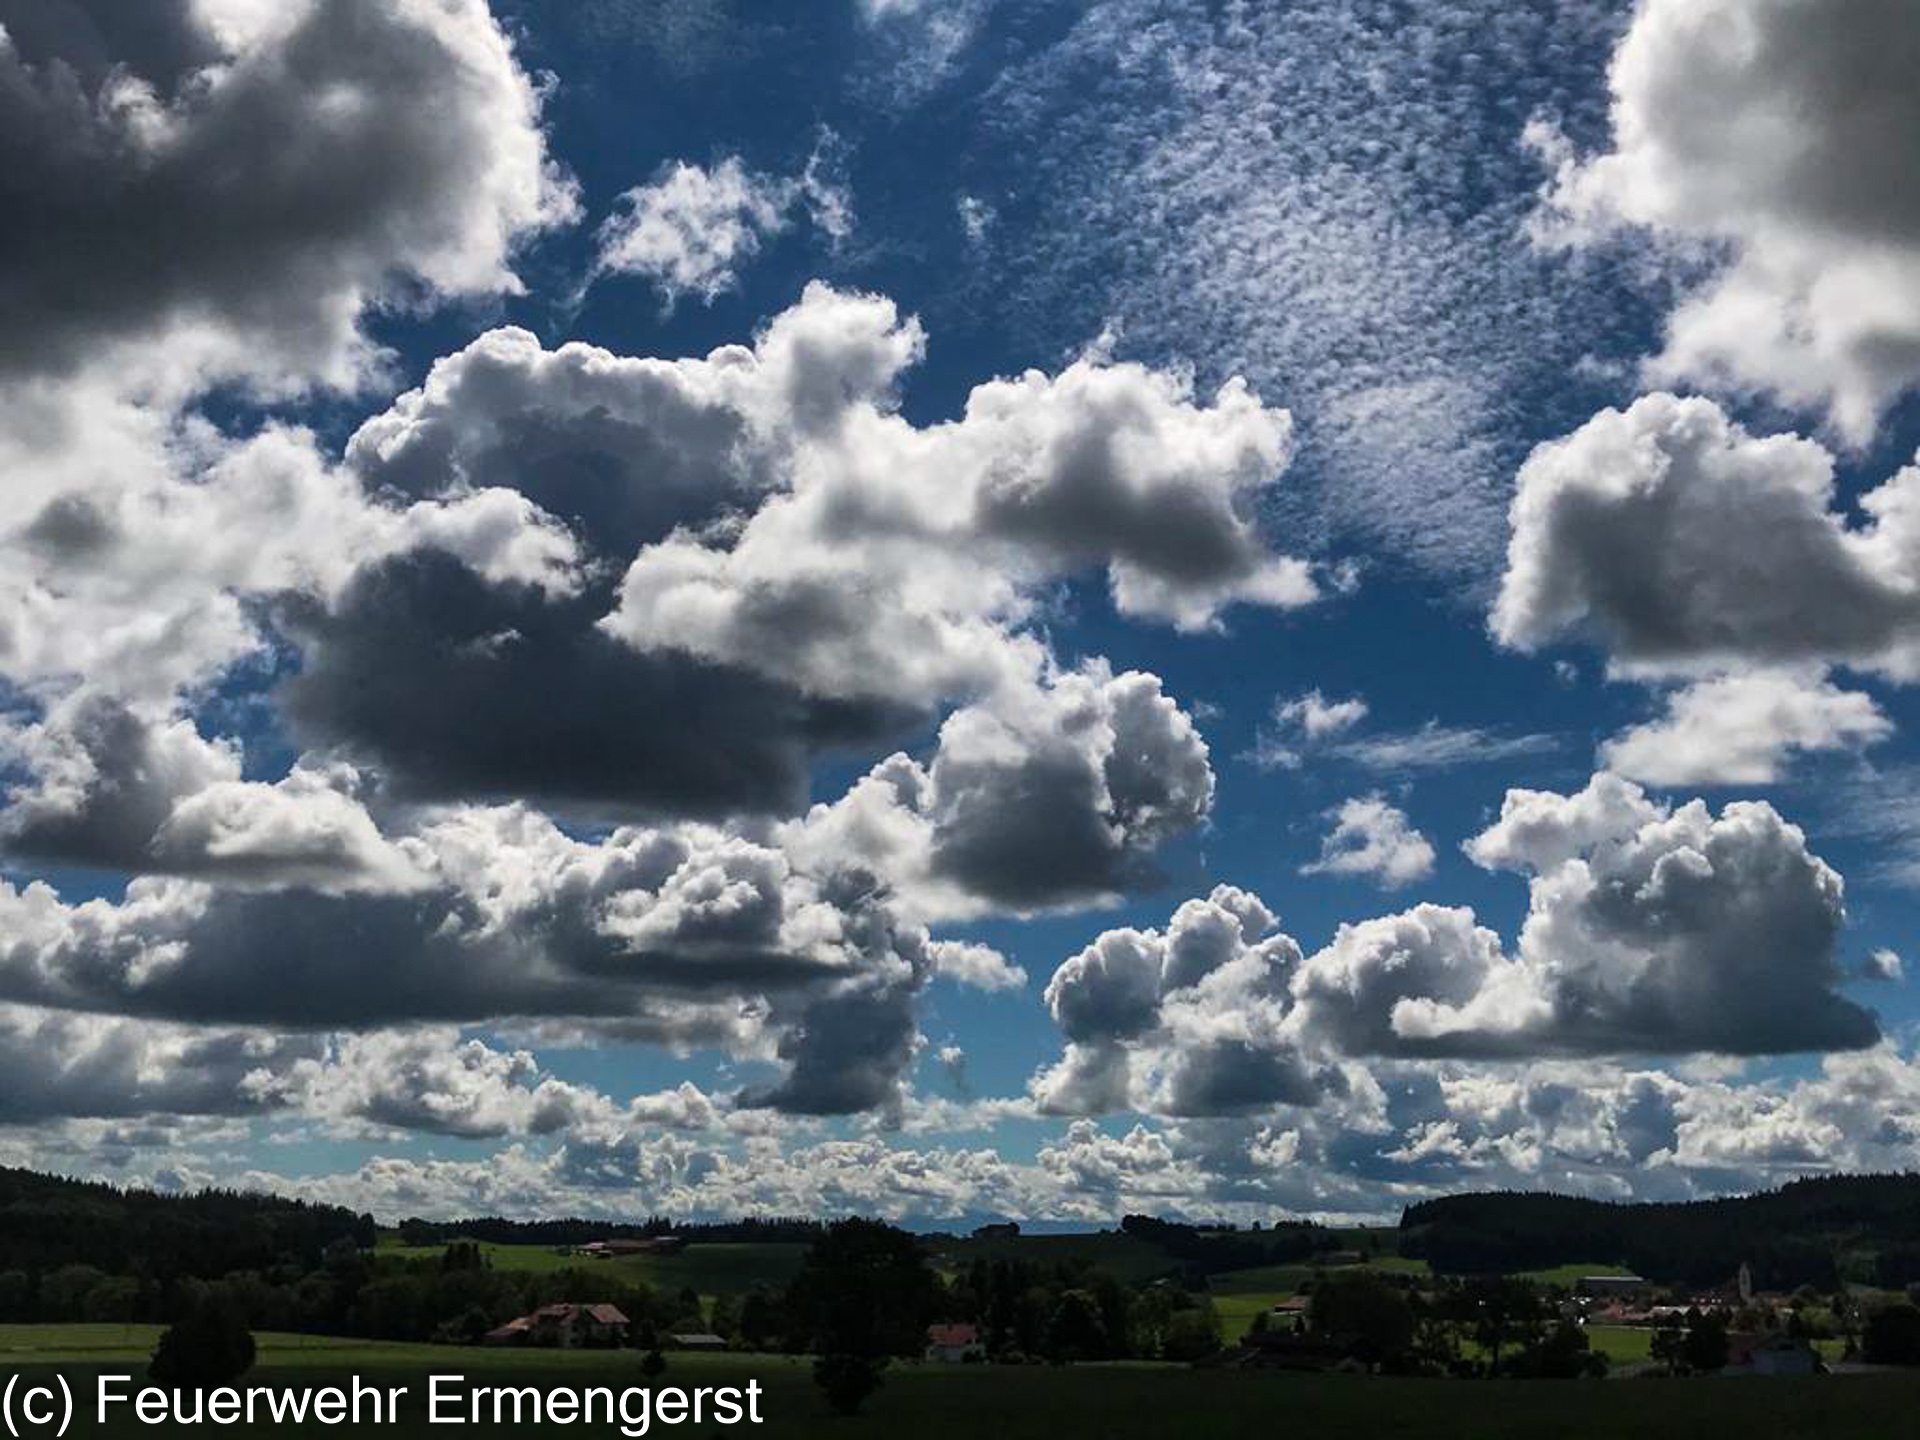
[
  {"x1": 1401, "y1": 1174, "x2": 1920, "y2": 1287},
  {"x1": 1117, "y1": 1214, "x2": 1333, "y2": 1275},
  {"x1": 0, "y1": 1166, "x2": 373, "y2": 1280}
]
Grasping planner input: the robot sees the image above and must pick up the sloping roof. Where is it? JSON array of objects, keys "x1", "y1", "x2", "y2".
[
  {"x1": 526, "y1": 1302, "x2": 630, "y2": 1325},
  {"x1": 927, "y1": 1324, "x2": 980, "y2": 1346}
]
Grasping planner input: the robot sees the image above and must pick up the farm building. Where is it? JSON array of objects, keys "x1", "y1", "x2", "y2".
[
  {"x1": 481, "y1": 1303, "x2": 629, "y2": 1349},
  {"x1": 576, "y1": 1237, "x2": 685, "y2": 1258},
  {"x1": 925, "y1": 1323, "x2": 986, "y2": 1363},
  {"x1": 1264, "y1": 1298, "x2": 1310, "y2": 1332},
  {"x1": 669, "y1": 1332, "x2": 729, "y2": 1351}
]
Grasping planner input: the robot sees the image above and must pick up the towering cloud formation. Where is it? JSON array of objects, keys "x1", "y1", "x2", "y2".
[
  {"x1": 1035, "y1": 776, "x2": 1878, "y2": 1119},
  {"x1": 1532, "y1": 0, "x2": 1920, "y2": 441},
  {"x1": 1032, "y1": 886, "x2": 1318, "y2": 1117}
]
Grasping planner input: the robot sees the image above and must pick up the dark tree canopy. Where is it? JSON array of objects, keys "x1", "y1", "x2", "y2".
[
  {"x1": 786, "y1": 1218, "x2": 939, "y2": 1359},
  {"x1": 149, "y1": 1290, "x2": 256, "y2": 1389},
  {"x1": 1398, "y1": 1174, "x2": 1920, "y2": 1286}
]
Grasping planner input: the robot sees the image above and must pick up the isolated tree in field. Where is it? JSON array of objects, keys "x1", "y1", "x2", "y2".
[
  {"x1": 788, "y1": 1218, "x2": 937, "y2": 1415},
  {"x1": 150, "y1": 1290, "x2": 256, "y2": 1389},
  {"x1": 788, "y1": 1218, "x2": 938, "y2": 1358},
  {"x1": 440, "y1": 1241, "x2": 486, "y2": 1273},
  {"x1": 814, "y1": 1352, "x2": 884, "y2": 1416}
]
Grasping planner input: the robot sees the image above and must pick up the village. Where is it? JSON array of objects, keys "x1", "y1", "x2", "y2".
[{"x1": 461, "y1": 1223, "x2": 1897, "y2": 1384}]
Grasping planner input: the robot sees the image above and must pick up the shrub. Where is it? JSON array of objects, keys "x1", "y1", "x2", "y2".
[
  {"x1": 150, "y1": 1292, "x2": 256, "y2": 1389},
  {"x1": 814, "y1": 1353, "x2": 884, "y2": 1415}
]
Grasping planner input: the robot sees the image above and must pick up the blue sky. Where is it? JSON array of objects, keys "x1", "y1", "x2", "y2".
[{"x1": 6, "y1": 0, "x2": 1920, "y2": 1225}]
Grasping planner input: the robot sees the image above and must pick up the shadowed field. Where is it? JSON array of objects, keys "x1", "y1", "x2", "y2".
[{"x1": 6, "y1": 1334, "x2": 1920, "y2": 1439}]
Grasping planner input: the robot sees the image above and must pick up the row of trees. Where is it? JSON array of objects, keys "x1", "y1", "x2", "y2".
[
  {"x1": 1116, "y1": 1214, "x2": 1332, "y2": 1276},
  {"x1": 1268, "y1": 1272, "x2": 1607, "y2": 1378},
  {"x1": 0, "y1": 1167, "x2": 372, "y2": 1281},
  {"x1": 0, "y1": 1244, "x2": 698, "y2": 1345},
  {"x1": 1399, "y1": 1174, "x2": 1920, "y2": 1286}
]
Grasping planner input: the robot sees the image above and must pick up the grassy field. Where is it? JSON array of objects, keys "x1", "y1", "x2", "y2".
[
  {"x1": 1582, "y1": 1325, "x2": 1653, "y2": 1364},
  {"x1": 378, "y1": 1238, "x2": 808, "y2": 1296},
  {"x1": 7, "y1": 1342, "x2": 1920, "y2": 1438},
  {"x1": 1212, "y1": 1293, "x2": 1286, "y2": 1344}
]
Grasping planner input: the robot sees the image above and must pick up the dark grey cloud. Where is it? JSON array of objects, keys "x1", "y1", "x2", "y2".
[
  {"x1": 0, "y1": 810, "x2": 941, "y2": 1115},
  {"x1": 741, "y1": 979, "x2": 923, "y2": 1117},
  {"x1": 0, "y1": 1006, "x2": 320, "y2": 1124},
  {"x1": 344, "y1": 325, "x2": 768, "y2": 561},
  {"x1": 275, "y1": 549, "x2": 914, "y2": 819},
  {"x1": 0, "y1": 0, "x2": 572, "y2": 390},
  {"x1": 1494, "y1": 395, "x2": 1920, "y2": 678},
  {"x1": 787, "y1": 667, "x2": 1213, "y2": 920},
  {"x1": 1161, "y1": 1039, "x2": 1321, "y2": 1117},
  {"x1": 0, "y1": 694, "x2": 230, "y2": 872}
]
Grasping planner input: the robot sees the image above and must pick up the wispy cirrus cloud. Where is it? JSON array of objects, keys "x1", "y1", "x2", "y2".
[{"x1": 1245, "y1": 690, "x2": 1555, "y2": 776}]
